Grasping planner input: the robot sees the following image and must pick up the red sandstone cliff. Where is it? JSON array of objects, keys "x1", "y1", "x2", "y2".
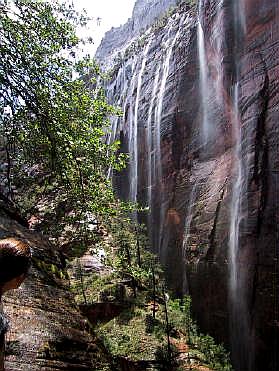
[{"x1": 98, "y1": 1, "x2": 279, "y2": 370}]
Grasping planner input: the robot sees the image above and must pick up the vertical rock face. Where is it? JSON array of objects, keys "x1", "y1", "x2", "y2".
[
  {"x1": 236, "y1": 1, "x2": 279, "y2": 369},
  {"x1": 97, "y1": 0, "x2": 279, "y2": 370},
  {"x1": 95, "y1": 0, "x2": 177, "y2": 65},
  {"x1": 131, "y1": 0, "x2": 178, "y2": 32}
]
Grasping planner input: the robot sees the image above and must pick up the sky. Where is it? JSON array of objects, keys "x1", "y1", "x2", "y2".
[{"x1": 72, "y1": 0, "x2": 136, "y2": 56}]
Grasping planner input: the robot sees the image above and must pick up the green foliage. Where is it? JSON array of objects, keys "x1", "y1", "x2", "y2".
[
  {"x1": 32, "y1": 256, "x2": 68, "y2": 282},
  {"x1": 167, "y1": 296, "x2": 233, "y2": 371},
  {"x1": 168, "y1": 296, "x2": 198, "y2": 343},
  {"x1": 0, "y1": 0, "x2": 125, "y2": 239},
  {"x1": 196, "y1": 334, "x2": 233, "y2": 371},
  {"x1": 155, "y1": 343, "x2": 178, "y2": 370},
  {"x1": 103, "y1": 212, "x2": 164, "y2": 300},
  {"x1": 97, "y1": 292, "x2": 233, "y2": 370},
  {"x1": 98, "y1": 306, "x2": 165, "y2": 361},
  {"x1": 67, "y1": 203, "x2": 233, "y2": 370},
  {"x1": 151, "y1": 6, "x2": 176, "y2": 32},
  {"x1": 176, "y1": 0, "x2": 197, "y2": 7},
  {"x1": 69, "y1": 269, "x2": 124, "y2": 305},
  {"x1": 85, "y1": 230, "x2": 234, "y2": 370},
  {"x1": 93, "y1": 239, "x2": 232, "y2": 370}
]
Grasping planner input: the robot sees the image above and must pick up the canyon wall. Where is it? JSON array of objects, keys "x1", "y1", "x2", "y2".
[{"x1": 96, "y1": 0, "x2": 279, "y2": 370}]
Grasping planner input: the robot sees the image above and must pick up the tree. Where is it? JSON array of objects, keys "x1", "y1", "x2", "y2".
[{"x1": 0, "y1": 0, "x2": 125, "y2": 238}]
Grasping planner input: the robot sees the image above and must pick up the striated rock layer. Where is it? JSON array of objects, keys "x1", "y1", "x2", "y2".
[
  {"x1": 0, "y1": 204, "x2": 110, "y2": 371},
  {"x1": 97, "y1": 0, "x2": 279, "y2": 370}
]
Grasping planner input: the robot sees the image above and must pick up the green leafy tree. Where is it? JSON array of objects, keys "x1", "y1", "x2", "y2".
[
  {"x1": 101, "y1": 206, "x2": 163, "y2": 299},
  {"x1": 0, "y1": 0, "x2": 125, "y2": 238}
]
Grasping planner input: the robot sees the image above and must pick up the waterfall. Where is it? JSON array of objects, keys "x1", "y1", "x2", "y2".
[
  {"x1": 155, "y1": 23, "x2": 179, "y2": 181},
  {"x1": 104, "y1": 12, "x2": 189, "y2": 257},
  {"x1": 154, "y1": 17, "x2": 184, "y2": 254},
  {"x1": 182, "y1": 183, "x2": 198, "y2": 293},
  {"x1": 238, "y1": 0, "x2": 246, "y2": 34},
  {"x1": 233, "y1": 0, "x2": 246, "y2": 47},
  {"x1": 197, "y1": 1, "x2": 210, "y2": 144},
  {"x1": 228, "y1": 1, "x2": 251, "y2": 369},
  {"x1": 127, "y1": 58, "x2": 142, "y2": 202},
  {"x1": 129, "y1": 40, "x2": 152, "y2": 205},
  {"x1": 198, "y1": 0, "x2": 226, "y2": 142},
  {"x1": 229, "y1": 83, "x2": 242, "y2": 296},
  {"x1": 229, "y1": 83, "x2": 252, "y2": 371},
  {"x1": 147, "y1": 65, "x2": 160, "y2": 230},
  {"x1": 212, "y1": 0, "x2": 224, "y2": 103}
]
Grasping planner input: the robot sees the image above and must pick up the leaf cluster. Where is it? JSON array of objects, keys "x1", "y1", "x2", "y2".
[
  {"x1": 104, "y1": 212, "x2": 164, "y2": 293},
  {"x1": 167, "y1": 296, "x2": 233, "y2": 370},
  {"x1": 0, "y1": 0, "x2": 126, "y2": 238}
]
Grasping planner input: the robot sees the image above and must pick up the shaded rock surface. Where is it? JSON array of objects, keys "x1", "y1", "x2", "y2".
[
  {"x1": 97, "y1": 0, "x2": 279, "y2": 370},
  {"x1": 0, "y1": 207, "x2": 110, "y2": 371}
]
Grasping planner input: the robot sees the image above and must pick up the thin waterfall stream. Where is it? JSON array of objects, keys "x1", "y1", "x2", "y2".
[
  {"x1": 182, "y1": 182, "x2": 198, "y2": 294},
  {"x1": 147, "y1": 65, "x2": 160, "y2": 232},
  {"x1": 155, "y1": 16, "x2": 185, "y2": 255},
  {"x1": 128, "y1": 58, "x2": 140, "y2": 202},
  {"x1": 129, "y1": 40, "x2": 152, "y2": 206},
  {"x1": 212, "y1": 0, "x2": 224, "y2": 104},
  {"x1": 197, "y1": 0, "x2": 210, "y2": 144},
  {"x1": 228, "y1": 82, "x2": 251, "y2": 371},
  {"x1": 228, "y1": 1, "x2": 252, "y2": 369},
  {"x1": 229, "y1": 83, "x2": 242, "y2": 298}
]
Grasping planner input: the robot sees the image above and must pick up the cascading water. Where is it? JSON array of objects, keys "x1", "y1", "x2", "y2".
[
  {"x1": 127, "y1": 58, "x2": 141, "y2": 202},
  {"x1": 156, "y1": 17, "x2": 184, "y2": 254},
  {"x1": 197, "y1": 0, "x2": 251, "y2": 368},
  {"x1": 182, "y1": 183, "x2": 198, "y2": 294},
  {"x1": 229, "y1": 83, "x2": 242, "y2": 297},
  {"x1": 103, "y1": 11, "x2": 191, "y2": 259},
  {"x1": 198, "y1": 0, "x2": 226, "y2": 143},
  {"x1": 155, "y1": 23, "x2": 178, "y2": 181},
  {"x1": 211, "y1": 0, "x2": 224, "y2": 103},
  {"x1": 106, "y1": 115, "x2": 118, "y2": 179},
  {"x1": 238, "y1": 0, "x2": 246, "y2": 34},
  {"x1": 129, "y1": 40, "x2": 152, "y2": 206},
  {"x1": 228, "y1": 1, "x2": 252, "y2": 370},
  {"x1": 145, "y1": 16, "x2": 184, "y2": 255},
  {"x1": 228, "y1": 82, "x2": 252, "y2": 371},
  {"x1": 197, "y1": 0, "x2": 210, "y2": 144},
  {"x1": 147, "y1": 65, "x2": 160, "y2": 230}
]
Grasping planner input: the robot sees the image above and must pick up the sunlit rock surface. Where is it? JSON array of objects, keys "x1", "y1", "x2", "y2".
[
  {"x1": 0, "y1": 206, "x2": 109, "y2": 371},
  {"x1": 95, "y1": 0, "x2": 177, "y2": 67},
  {"x1": 97, "y1": 0, "x2": 279, "y2": 370}
]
